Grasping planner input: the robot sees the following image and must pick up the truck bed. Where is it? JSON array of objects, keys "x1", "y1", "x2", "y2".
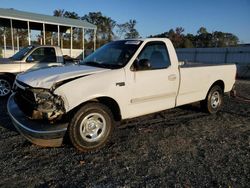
[{"x1": 177, "y1": 62, "x2": 236, "y2": 106}]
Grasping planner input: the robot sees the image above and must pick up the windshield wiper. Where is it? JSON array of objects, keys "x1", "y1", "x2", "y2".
[
  {"x1": 100, "y1": 63, "x2": 122, "y2": 69},
  {"x1": 82, "y1": 61, "x2": 103, "y2": 67},
  {"x1": 82, "y1": 61, "x2": 120, "y2": 69}
]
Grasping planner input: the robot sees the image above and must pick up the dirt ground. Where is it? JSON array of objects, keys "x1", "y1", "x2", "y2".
[{"x1": 0, "y1": 80, "x2": 249, "y2": 187}]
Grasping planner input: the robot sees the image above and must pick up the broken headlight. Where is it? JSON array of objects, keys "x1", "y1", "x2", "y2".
[{"x1": 31, "y1": 89, "x2": 65, "y2": 120}]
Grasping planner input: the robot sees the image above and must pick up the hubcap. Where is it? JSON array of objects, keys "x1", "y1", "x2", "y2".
[
  {"x1": 79, "y1": 113, "x2": 106, "y2": 142},
  {"x1": 0, "y1": 79, "x2": 11, "y2": 97},
  {"x1": 211, "y1": 91, "x2": 220, "y2": 109}
]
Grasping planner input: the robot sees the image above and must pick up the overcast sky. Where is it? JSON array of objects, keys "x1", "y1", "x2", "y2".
[{"x1": 1, "y1": 0, "x2": 250, "y2": 43}]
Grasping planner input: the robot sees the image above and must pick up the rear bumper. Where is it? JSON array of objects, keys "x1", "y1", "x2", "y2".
[
  {"x1": 7, "y1": 94, "x2": 68, "y2": 147},
  {"x1": 230, "y1": 84, "x2": 236, "y2": 97}
]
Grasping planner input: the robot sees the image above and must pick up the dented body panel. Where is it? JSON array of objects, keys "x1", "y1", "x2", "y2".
[{"x1": 16, "y1": 65, "x2": 108, "y2": 89}]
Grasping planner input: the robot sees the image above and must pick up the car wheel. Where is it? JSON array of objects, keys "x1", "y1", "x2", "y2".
[
  {"x1": 0, "y1": 76, "x2": 13, "y2": 97},
  {"x1": 201, "y1": 85, "x2": 223, "y2": 114},
  {"x1": 69, "y1": 102, "x2": 114, "y2": 152}
]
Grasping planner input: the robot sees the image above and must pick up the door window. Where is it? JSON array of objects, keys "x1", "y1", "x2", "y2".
[
  {"x1": 137, "y1": 42, "x2": 171, "y2": 70},
  {"x1": 29, "y1": 47, "x2": 56, "y2": 63}
]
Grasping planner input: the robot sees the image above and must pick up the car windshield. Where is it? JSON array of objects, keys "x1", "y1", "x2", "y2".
[
  {"x1": 11, "y1": 46, "x2": 34, "y2": 61},
  {"x1": 80, "y1": 40, "x2": 142, "y2": 69}
]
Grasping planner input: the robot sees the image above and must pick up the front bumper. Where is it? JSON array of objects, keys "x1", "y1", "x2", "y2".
[{"x1": 7, "y1": 94, "x2": 68, "y2": 147}]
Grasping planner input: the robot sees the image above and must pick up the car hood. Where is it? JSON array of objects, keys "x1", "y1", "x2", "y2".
[
  {"x1": 0, "y1": 58, "x2": 18, "y2": 64},
  {"x1": 16, "y1": 64, "x2": 109, "y2": 89}
]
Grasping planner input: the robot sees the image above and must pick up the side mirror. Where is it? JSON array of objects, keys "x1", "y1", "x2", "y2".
[
  {"x1": 26, "y1": 55, "x2": 34, "y2": 63},
  {"x1": 137, "y1": 59, "x2": 151, "y2": 70}
]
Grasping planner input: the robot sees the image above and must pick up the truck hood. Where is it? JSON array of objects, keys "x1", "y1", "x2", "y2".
[
  {"x1": 16, "y1": 65, "x2": 109, "y2": 89},
  {"x1": 0, "y1": 58, "x2": 18, "y2": 64}
]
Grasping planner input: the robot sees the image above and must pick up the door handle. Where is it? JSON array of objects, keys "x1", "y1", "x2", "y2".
[
  {"x1": 168, "y1": 74, "x2": 177, "y2": 81},
  {"x1": 116, "y1": 82, "x2": 125, "y2": 87}
]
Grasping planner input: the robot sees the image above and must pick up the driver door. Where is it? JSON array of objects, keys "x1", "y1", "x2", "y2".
[
  {"x1": 128, "y1": 42, "x2": 179, "y2": 117},
  {"x1": 21, "y1": 47, "x2": 60, "y2": 72}
]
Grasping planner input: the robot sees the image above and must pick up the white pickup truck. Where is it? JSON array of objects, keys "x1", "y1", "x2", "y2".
[
  {"x1": 7, "y1": 38, "x2": 236, "y2": 152},
  {"x1": 0, "y1": 45, "x2": 68, "y2": 97}
]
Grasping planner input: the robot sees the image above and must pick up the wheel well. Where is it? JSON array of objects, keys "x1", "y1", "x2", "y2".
[
  {"x1": 211, "y1": 80, "x2": 225, "y2": 92},
  {"x1": 206, "y1": 80, "x2": 225, "y2": 98},
  {"x1": 0, "y1": 73, "x2": 16, "y2": 81},
  {"x1": 96, "y1": 97, "x2": 121, "y2": 121},
  {"x1": 68, "y1": 97, "x2": 122, "y2": 122}
]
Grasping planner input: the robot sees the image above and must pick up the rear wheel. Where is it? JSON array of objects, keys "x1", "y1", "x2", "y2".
[
  {"x1": 0, "y1": 75, "x2": 13, "y2": 97},
  {"x1": 201, "y1": 85, "x2": 223, "y2": 114},
  {"x1": 69, "y1": 103, "x2": 114, "y2": 152}
]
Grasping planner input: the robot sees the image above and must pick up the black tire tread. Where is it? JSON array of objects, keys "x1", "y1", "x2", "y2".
[
  {"x1": 0, "y1": 75, "x2": 14, "y2": 98},
  {"x1": 69, "y1": 102, "x2": 114, "y2": 152},
  {"x1": 201, "y1": 85, "x2": 224, "y2": 114}
]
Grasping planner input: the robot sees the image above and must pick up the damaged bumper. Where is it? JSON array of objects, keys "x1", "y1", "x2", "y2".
[
  {"x1": 7, "y1": 94, "x2": 68, "y2": 147},
  {"x1": 13, "y1": 81, "x2": 65, "y2": 121}
]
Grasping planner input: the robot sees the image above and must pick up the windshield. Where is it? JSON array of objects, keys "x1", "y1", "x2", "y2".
[
  {"x1": 11, "y1": 46, "x2": 34, "y2": 61},
  {"x1": 81, "y1": 40, "x2": 142, "y2": 69}
]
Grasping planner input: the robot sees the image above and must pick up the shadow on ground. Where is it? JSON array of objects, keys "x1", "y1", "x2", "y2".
[{"x1": 0, "y1": 80, "x2": 249, "y2": 187}]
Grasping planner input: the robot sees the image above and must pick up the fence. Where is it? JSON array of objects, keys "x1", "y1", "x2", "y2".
[{"x1": 176, "y1": 46, "x2": 250, "y2": 78}]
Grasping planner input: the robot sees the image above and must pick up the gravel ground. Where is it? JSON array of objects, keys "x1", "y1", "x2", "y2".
[{"x1": 0, "y1": 80, "x2": 249, "y2": 187}]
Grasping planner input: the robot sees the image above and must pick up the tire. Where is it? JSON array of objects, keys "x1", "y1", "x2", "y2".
[
  {"x1": 69, "y1": 102, "x2": 114, "y2": 152},
  {"x1": 201, "y1": 85, "x2": 224, "y2": 114},
  {"x1": 0, "y1": 75, "x2": 13, "y2": 98}
]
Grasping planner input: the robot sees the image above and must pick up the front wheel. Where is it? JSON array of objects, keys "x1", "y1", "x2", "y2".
[
  {"x1": 69, "y1": 103, "x2": 114, "y2": 152},
  {"x1": 0, "y1": 76, "x2": 13, "y2": 98},
  {"x1": 201, "y1": 85, "x2": 223, "y2": 114}
]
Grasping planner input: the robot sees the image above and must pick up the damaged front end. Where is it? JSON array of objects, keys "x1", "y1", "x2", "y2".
[
  {"x1": 31, "y1": 88, "x2": 65, "y2": 121},
  {"x1": 14, "y1": 81, "x2": 65, "y2": 122}
]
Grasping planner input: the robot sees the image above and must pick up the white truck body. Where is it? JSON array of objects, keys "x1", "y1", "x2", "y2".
[
  {"x1": 0, "y1": 45, "x2": 64, "y2": 74},
  {"x1": 8, "y1": 38, "x2": 236, "y2": 151},
  {"x1": 0, "y1": 45, "x2": 70, "y2": 97},
  {"x1": 16, "y1": 38, "x2": 236, "y2": 119}
]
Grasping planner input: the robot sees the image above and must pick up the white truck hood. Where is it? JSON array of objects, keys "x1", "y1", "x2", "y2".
[
  {"x1": 0, "y1": 58, "x2": 19, "y2": 64},
  {"x1": 16, "y1": 64, "x2": 109, "y2": 89}
]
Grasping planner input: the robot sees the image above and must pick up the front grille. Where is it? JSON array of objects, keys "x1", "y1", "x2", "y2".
[{"x1": 14, "y1": 83, "x2": 36, "y2": 117}]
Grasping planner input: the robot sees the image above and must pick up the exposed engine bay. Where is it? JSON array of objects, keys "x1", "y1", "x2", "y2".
[{"x1": 13, "y1": 81, "x2": 65, "y2": 122}]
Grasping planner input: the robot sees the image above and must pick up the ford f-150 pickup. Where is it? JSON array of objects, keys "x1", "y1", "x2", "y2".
[
  {"x1": 7, "y1": 38, "x2": 236, "y2": 152},
  {"x1": 0, "y1": 45, "x2": 75, "y2": 97}
]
